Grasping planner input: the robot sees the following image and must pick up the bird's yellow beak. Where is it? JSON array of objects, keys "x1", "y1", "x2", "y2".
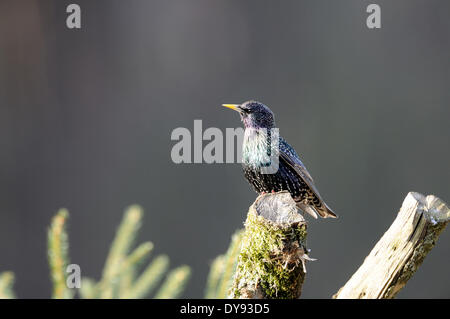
[{"x1": 222, "y1": 104, "x2": 241, "y2": 112}]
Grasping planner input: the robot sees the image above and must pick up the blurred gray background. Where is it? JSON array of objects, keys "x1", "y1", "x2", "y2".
[{"x1": 0, "y1": 0, "x2": 449, "y2": 298}]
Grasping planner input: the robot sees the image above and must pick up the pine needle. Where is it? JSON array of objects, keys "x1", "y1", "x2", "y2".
[
  {"x1": 0, "y1": 272, "x2": 15, "y2": 299},
  {"x1": 216, "y1": 230, "x2": 243, "y2": 298},
  {"x1": 47, "y1": 209, "x2": 73, "y2": 299},
  {"x1": 99, "y1": 205, "x2": 143, "y2": 298},
  {"x1": 124, "y1": 254, "x2": 169, "y2": 298},
  {"x1": 204, "y1": 255, "x2": 225, "y2": 298},
  {"x1": 154, "y1": 265, "x2": 191, "y2": 299}
]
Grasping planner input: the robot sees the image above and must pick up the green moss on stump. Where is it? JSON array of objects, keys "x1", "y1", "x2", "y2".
[{"x1": 230, "y1": 192, "x2": 309, "y2": 299}]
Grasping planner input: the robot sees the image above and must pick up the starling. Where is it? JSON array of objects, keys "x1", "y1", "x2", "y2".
[{"x1": 223, "y1": 100, "x2": 337, "y2": 219}]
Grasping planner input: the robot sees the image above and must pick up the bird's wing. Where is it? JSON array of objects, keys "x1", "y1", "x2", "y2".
[
  {"x1": 279, "y1": 139, "x2": 337, "y2": 218},
  {"x1": 279, "y1": 139, "x2": 315, "y2": 185}
]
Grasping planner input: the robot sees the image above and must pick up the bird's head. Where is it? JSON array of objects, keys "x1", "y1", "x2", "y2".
[{"x1": 222, "y1": 100, "x2": 275, "y2": 129}]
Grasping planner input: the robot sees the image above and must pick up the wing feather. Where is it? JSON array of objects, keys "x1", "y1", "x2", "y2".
[{"x1": 279, "y1": 142, "x2": 337, "y2": 219}]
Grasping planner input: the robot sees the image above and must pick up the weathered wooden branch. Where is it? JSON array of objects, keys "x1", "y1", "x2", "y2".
[
  {"x1": 334, "y1": 192, "x2": 450, "y2": 299},
  {"x1": 230, "y1": 191, "x2": 313, "y2": 299}
]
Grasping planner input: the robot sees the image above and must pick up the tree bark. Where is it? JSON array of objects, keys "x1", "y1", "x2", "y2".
[
  {"x1": 334, "y1": 192, "x2": 450, "y2": 299},
  {"x1": 230, "y1": 191, "x2": 314, "y2": 299}
]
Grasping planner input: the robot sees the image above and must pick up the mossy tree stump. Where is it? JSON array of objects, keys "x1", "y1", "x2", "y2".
[{"x1": 230, "y1": 191, "x2": 313, "y2": 299}]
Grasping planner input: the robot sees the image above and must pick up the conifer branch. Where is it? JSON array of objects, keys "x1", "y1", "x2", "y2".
[
  {"x1": 47, "y1": 209, "x2": 73, "y2": 299},
  {"x1": 0, "y1": 272, "x2": 15, "y2": 299},
  {"x1": 154, "y1": 265, "x2": 191, "y2": 299}
]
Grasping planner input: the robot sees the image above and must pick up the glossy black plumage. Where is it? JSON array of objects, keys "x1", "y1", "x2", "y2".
[{"x1": 225, "y1": 100, "x2": 337, "y2": 219}]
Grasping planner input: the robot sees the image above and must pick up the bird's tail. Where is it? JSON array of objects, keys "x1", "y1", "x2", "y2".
[
  {"x1": 319, "y1": 203, "x2": 338, "y2": 219},
  {"x1": 297, "y1": 202, "x2": 338, "y2": 219}
]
